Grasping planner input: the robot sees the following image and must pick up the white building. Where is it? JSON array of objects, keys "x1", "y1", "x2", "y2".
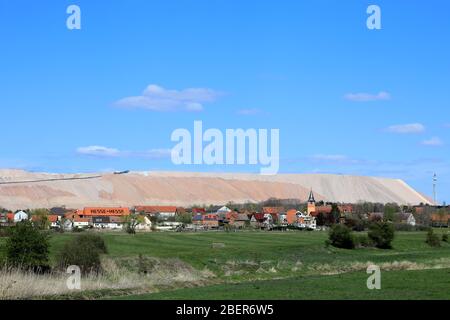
[
  {"x1": 135, "y1": 216, "x2": 152, "y2": 231},
  {"x1": 14, "y1": 211, "x2": 28, "y2": 223},
  {"x1": 295, "y1": 211, "x2": 317, "y2": 230}
]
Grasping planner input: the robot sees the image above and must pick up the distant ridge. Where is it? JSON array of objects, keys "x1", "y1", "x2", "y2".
[{"x1": 0, "y1": 170, "x2": 431, "y2": 210}]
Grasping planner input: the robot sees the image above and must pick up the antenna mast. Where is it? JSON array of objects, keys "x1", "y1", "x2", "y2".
[{"x1": 433, "y1": 173, "x2": 437, "y2": 205}]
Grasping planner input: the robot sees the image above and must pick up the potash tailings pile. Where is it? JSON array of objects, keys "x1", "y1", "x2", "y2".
[{"x1": 0, "y1": 169, "x2": 432, "y2": 210}]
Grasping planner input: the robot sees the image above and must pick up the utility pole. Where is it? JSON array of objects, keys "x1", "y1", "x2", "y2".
[{"x1": 433, "y1": 173, "x2": 437, "y2": 205}]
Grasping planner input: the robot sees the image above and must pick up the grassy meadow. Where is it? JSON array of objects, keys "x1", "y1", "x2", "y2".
[{"x1": 1, "y1": 230, "x2": 450, "y2": 299}]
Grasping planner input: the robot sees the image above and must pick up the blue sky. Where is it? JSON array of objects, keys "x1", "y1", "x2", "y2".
[{"x1": 0, "y1": 0, "x2": 449, "y2": 202}]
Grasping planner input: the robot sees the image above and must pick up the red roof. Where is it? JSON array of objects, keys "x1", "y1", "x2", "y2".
[
  {"x1": 81, "y1": 207, "x2": 130, "y2": 216},
  {"x1": 338, "y1": 205, "x2": 354, "y2": 213},
  {"x1": 262, "y1": 207, "x2": 285, "y2": 214},
  {"x1": 192, "y1": 208, "x2": 206, "y2": 214},
  {"x1": 6, "y1": 213, "x2": 14, "y2": 221},
  {"x1": 253, "y1": 213, "x2": 265, "y2": 220},
  {"x1": 431, "y1": 214, "x2": 450, "y2": 222},
  {"x1": 135, "y1": 206, "x2": 178, "y2": 214},
  {"x1": 316, "y1": 206, "x2": 332, "y2": 214},
  {"x1": 31, "y1": 215, "x2": 59, "y2": 223}
]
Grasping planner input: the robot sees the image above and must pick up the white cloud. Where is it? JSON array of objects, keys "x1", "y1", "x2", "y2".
[
  {"x1": 77, "y1": 146, "x2": 121, "y2": 157},
  {"x1": 77, "y1": 146, "x2": 171, "y2": 159},
  {"x1": 385, "y1": 123, "x2": 426, "y2": 134},
  {"x1": 115, "y1": 84, "x2": 222, "y2": 112},
  {"x1": 421, "y1": 137, "x2": 444, "y2": 147},
  {"x1": 237, "y1": 108, "x2": 264, "y2": 115},
  {"x1": 344, "y1": 91, "x2": 391, "y2": 102},
  {"x1": 308, "y1": 154, "x2": 364, "y2": 165}
]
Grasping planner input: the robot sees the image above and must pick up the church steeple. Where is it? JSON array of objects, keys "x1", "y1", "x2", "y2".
[
  {"x1": 307, "y1": 189, "x2": 316, "y2": 216},
  {"x1": 308, "y1": 189, "x2": 315, "y2": 203}
]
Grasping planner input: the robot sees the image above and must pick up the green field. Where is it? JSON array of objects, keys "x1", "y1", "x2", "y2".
[
  {"x1": 118, "y1": 268, "x2": 450, "y2": 300},
  {"x1": 1, "y1": 230, "x2": 450, "y2": 299}
]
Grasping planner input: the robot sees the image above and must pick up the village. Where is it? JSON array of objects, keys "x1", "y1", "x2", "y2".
[{"x1": 1, "y1": 191, "x2": 449, "y2": 233}]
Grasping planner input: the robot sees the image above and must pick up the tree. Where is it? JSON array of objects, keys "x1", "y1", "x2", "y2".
[
  {"x1": 122, "y1": 214, "x2": 145, "y2": 234},
  {"x1": 437, "y1": 209, "x2": 448, "y2": 228},
  {"x1": 383, "y1": 205, "x2": 397, "y2": 222},
  {"x1": 6, "y1": 221, "x2": 50, "y2": 271},
  {"x1": 57, "y1": 233, "x2": 108, "y2": 274},
  {"x1": 31, "y1": 208, "x2": 51, "y2": 230},
  {"x1": 426, "y1": 229, "x2": 441, "y2": 247},
  {"x1": 330, "y1": 204, "x2": 341, "y2": 224},
  {"x1": 368, "y1": 221, "x2": 395, "y2": 249},
  {"x1": 316, "y1": 212, "x2": 326, "y2": 227},
  {"x1": 176, "y1": 213, "x2": 193, "y2": 225},
  {"x1": 327, "y1": 224, "x2": 355, "y2": 249}
]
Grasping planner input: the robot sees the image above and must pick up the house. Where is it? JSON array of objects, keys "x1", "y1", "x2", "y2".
[
  {"x1": 92, "y1": 216, "x2": 110, "y2": 229},
  {"x1": 192, "y1": 213, "x2": 219, "y2": 228},
  {"x1": 217, "y1": 210, "x2": 238, "y2": 225},
  {"x1": 134, "y1": 206, "x2": 180, "y2": 219},
  {"x1": 262, "y1": 207, "x2": 285, "y2": 223},
  {"x1": 109, "y1": 216, "x2": 124, "y2": 229},
  {"x1": 31, "y1": 214, "x2": 60, "y2": 229},
  {"x1": 276, "y1": 213, "x2": 288, "y2": 226},
  {"x1": 73, "y1": 217, "x2": 90, "y2": 229},
  {"x1": 431, "y1": 213, "x2": 450, "y2": 228},
  {"x1": 6, "y1": 213, "x2": 14, "y2": 223},
  {"x1": 286, "y1": 209, "x2": 298, "y2": 224},
  {"x1": 216, "y1": 206, "x2": 232, "y2": 214},
  {"x1": 49, "y1": 207, "x2": 72, "y2": 216},
  {"x1": 192, "y1": 208, "x2": 206, "y2": 215},
  {"x1": 338, "y1": 204, "x2": 354, "y2": 214},
  {"x1": 192, "y1": 214, "x2": 203, "y2": 225},
  {"x1": 230, "y1": 213, "x2": 250, "y2": 228},
  {"x1": 14, "y1": 211, "x2": 28, "y2": 223},
  {"x1": 398, "y1": 213, "x2": 416, "y2": 226},
  {"x1": 135, "y1": 216, "x2": 152, "y2": 231},
  {"x1": 263, "y1": 213, "x2": 275, "y2": 229},
  {"x1": 0, "y1": 212, "x2": 10, "y2": 226},
  {"x1": 62, "y1": 219, "x2": 74, "y2": 231},
  {"x1": 202, "y1": 214, "x2": 219, "y2": 228},
  {"x1": 250, "y1": 213, "x2": 265, "y2": 228},
  {"x1": 77, "y1": 207, "x2": 130, "y2": 217},
  {"x1": 295, "y1": 211, "x2": 317, "y2": 230}
]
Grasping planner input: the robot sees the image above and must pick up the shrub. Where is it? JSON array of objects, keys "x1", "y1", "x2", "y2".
[
  {"x1": 57, "y1": 233, "x2": 108, "y2": 274},
  {"x1": 0, "y1": 226, "x2": 11, "y2": 238},
  {"x1": 426, "y1": 229, "x2": 441, "y2": 247},
  {"x1": 394, "y1": 223, "x2": 415, "y2": 232},
  {"x1": 72, "y1": 226, "x2": 85, "y2": 233},
  {"x1": 328, "y1": 225, "x2": 355, "y2": 249},
  {"x1": 5, "y1": 221, "x2": 50, "y2": 272},
  {"x1": 354, "y1": 234, "x2": 374, "y2": 248},
  {"x1": 368, "y1": 221, "x2": 395, "y2": 249},
  {"x1": 443, "y1": 233, "x2": 449, "y2": 243}
]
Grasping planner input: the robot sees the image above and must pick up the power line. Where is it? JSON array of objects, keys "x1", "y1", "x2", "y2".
[{"x1": 0, "y1": 175, "x2": 103, "y2": 185}]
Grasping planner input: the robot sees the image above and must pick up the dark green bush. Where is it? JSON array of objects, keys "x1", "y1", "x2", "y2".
[
  {"x1": 426, "y1": 229, "x2": 441, "y2": 247},
  {"x1": 443, "y1": 233, "x2": 449, "y2": 243},
  {"x1": 368, "y1": 221, "x2": 395, "y2": 249},
  {"x1": 394, "y1": 223, "x2": 415, "y2": 232},
  {"x1": 57, "y1": 233, "x2": 108, "y2": 274},
  {"x1": 5, "y1": 221, "x2": 50, "y2": 272},
  {"x1": 328, "y1": 224, "x2": 355, "y2": 249},
  {"x1": 72, "y1": 226, "x2": 85, "y2": 233},
  {"x1": 354, "y1": 234, "x2": 374, "y2": 248},
  {"x1": 0, "y1": 226, "x2": 11, "y2": 237}
]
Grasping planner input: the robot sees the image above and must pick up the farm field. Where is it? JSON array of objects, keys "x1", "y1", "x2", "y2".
[
  {"x1": 1, "y1": 230, "x2": 450, "y2": 299},
  {"x1": 117, "y1": 268, "x2": 450, "y2": 300}
]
